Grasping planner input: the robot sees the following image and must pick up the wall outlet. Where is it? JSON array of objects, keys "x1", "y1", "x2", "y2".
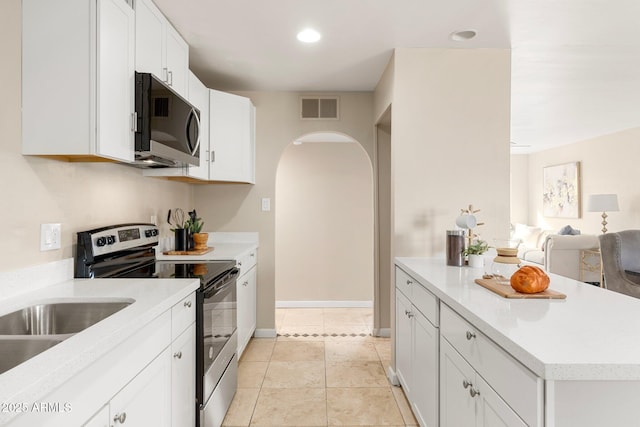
[
  {"x1": 261, "y1": 198, "x2": 271, "y2": 212},
  {"x1": 40, "y1": 223, "x2": 61, "y2": 251}
]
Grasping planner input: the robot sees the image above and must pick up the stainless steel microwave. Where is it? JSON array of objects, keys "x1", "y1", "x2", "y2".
[{"x1": 133, "y1": 72, "x2": 200, "y2": 168}]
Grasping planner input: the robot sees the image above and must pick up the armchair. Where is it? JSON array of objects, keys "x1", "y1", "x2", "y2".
[
  {"x1": 543, "y1": 234, "x2": 600, "y2": 282},
  {"x1": 599, "y1": 230, "x2": 640, "y2": 298}
]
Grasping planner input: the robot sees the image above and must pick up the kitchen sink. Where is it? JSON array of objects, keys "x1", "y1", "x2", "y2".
[
  {"x1": 0, "y1": 300, "x2": 133, "y2": 335},
  {"x1": 0, "y1": 299, "x2": 134, "y2": 375},
  {"x1": 0, "y1": 337, "x2": 66, "y2": 375}
]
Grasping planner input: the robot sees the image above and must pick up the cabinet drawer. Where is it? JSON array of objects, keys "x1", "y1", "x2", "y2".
[
  {"x1": 237, "y1": 248, "x2": 257, "y2": 275},
  {"x1": 172, "y1": 292, "x2": 196, "y2": 339},
  {"x1": 395, "y1": 267, "x2": 413, "y2": 298},
  {"x1": 440, "y1": 304, "x2": 542, "y2": 427},
  {"x1": 412, "y1": 283, "x2": 438, "y2": 326}
]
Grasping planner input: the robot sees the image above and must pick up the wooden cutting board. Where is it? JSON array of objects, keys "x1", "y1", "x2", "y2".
[
  {"x1": 474, "y1": 278, "x2": 566, "y2": 299},
  {"x1": 162, "y1": 247, "x2": 214, "y2": 256}
]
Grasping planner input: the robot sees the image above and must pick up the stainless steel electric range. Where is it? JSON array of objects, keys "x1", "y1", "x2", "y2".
[{"x1": 75, "y1": 223, "x2": 238, "y2": 427}]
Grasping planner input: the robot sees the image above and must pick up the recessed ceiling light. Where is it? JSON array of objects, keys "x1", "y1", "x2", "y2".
[
  {"x1": 450, "y1": 30, "x2": 477, "y2": 42},
  {"x1": 297, "y1": 28, "x2": 321, "y2": 43}
]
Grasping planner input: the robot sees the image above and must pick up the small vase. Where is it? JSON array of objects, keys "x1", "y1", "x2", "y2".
[
  {"x1": 174, "y1": 229, "x2": 188, "y2": 251},
  {"x1": 468, "y1": 254, "x2": 484, "y2": 268},
  {"x1": 193, "y1": 232, "x2": 209, "y2": 250}
]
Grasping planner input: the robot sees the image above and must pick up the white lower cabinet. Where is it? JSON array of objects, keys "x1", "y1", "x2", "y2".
[
  {"x1": 237, "y1": 248, "x2": 258, "y2": 357},
  {"x1": 172, "y1": 324, "x2": 196, "y2": 427},
  {"x1": 395, "y1": 267, "x2": 438, "y2": 427},
  {"x1": 110, "y1": 348, "x2": 172, "y2": 427},
  {"x1": 440, "y1": 338, "x2": 526, "y2": 427}
]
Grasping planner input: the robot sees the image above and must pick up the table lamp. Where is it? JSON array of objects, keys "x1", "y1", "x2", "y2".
[{"x1": 587, "y1": 194, "x2": 619, "y2": 234}]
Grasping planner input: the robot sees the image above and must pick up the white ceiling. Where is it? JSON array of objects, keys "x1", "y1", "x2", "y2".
[{"x1": 154, "y1": 0, "x2": 640, "y2": 153}]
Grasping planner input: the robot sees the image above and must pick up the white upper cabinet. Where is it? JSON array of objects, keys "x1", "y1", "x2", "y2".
[
  {"x1": 210, "y1": 90, "x2": 256, "y2": 183},
  {"x1": 22, "y1": 0, "x2": 135, "y2": 163},
  {"x1": 135, "y1": 0, "x2": 189, "y2": 98}
]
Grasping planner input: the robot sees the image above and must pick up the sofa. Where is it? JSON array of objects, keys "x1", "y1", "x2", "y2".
[{"x1": 511, "y1": 223, "x2": 600, "y2": 282}]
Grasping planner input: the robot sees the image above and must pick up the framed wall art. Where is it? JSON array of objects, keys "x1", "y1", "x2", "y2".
[{"x1": 542, "y1": 161, "x2": 581, "y2": 218}]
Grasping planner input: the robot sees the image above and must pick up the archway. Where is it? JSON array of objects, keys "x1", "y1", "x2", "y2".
[{"x1": 274, "y1": 131, "x2": 375, "y2": 334}]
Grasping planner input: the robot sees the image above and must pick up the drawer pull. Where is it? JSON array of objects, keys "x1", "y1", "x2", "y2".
[
  {"x1": 238, "y1": 261, "x2": 243, "y2": 266},
  {"x1": 114, "y1": 412, "x2": 127, "y2": 424},
  {"x1": 469, "y1": 387, "x2": 481, "y2": 398},
  {"x1": 242, "y1": 281, "x2": 248, "y2": 287},
  {"x1": 250, "y1": 252, "x2": 255, "y2": 257},
  {"x1": 406, "y1": 279, "x2": 412, "y2": 285},
  {"x1": 466, "y1": 331, "x2": 476, "y2": 340},
  {"x1": 184, "y1": 300, "x2": 192, "y2": 308},
  {"x1": 174, "y1": 351, "x2": 182, "y2": 359},
  {"x1": 462, "y1": 379, "x2": 472, "y2": 389}
]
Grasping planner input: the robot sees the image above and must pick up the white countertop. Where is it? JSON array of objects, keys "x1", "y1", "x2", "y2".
[
  {"x1": 156, "y1": 242, "x2": 257, "y2": 261},
  {"x1": 396, "y1": 257, "x2": 640, "y2": 381},
  {"x1": 0, "y1": 277, "x2": 199, "y2": 422}
]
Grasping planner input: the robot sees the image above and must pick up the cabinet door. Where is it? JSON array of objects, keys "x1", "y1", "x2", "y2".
[
  {"x1": 165, "y1": 24, "x2": 189, "y2": 97},
  {"x1": 440, "y1": 339, "x2": 475, "y2": 427},
  {"x1": 395, "y1": 291, "x2": 412, "y2": 396},
  {"x1": 96, "y1": 0, "x2": 135, "y2": 162},
  {"x1": 134, "y1": 0, "x2": 165, "y2": 80},
  {"x1": 412, "y1": 311, "x2": 438, "y2": 427},
  {"x1": 110, "y1": 347, "x2": 171, "y2": 427},
  {"x1": 187, "y1": 71, "x2": 210, "y2": 180},
  {"x1": 237, "y1": 266, "x2": 257, "y2": 356},
  {"x1": 82, "y1": 405, "x2": 109, "y2": 427},
  {"x1": 475, "y1": 375, "x2": 527, "y2": 427},
  {"x1": 172, "y1": 324, "x2": 196, "y2": 427},
  {"x1": 210, "y1": 90, "x2": 253, "y2": 183}
]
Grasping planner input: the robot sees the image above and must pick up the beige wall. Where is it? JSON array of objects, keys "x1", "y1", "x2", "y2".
[
  {"x1": 517, "y1": 127, "x2": 640, "y2": 233},
  {"x1": 0, "y1": 0, "x2": 193, "y2": 272},
  {"x1": 392, "y1": 48, "x2": 512, "y2": 257},
  {"x1": 510, "y1": 154, "x2": 530, "y2": 224},
  {"x1": 275, "y1": 142, "x2": 373, "y2": 302},
  {"x1": 194, "y1": 91, "x2": 375, "y2": 330}
]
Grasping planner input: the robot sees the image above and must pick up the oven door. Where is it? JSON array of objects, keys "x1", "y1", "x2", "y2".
[{"x1": 197, "y1": 271, "x2": 238, "y2": 409}]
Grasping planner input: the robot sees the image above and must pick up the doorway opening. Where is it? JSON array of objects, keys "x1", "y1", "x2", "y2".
[{"x1": 274, "y1": 131, "x2": 375, "y2": 336}]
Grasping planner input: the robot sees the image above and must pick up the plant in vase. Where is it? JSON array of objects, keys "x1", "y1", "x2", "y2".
[
  {"x1": 185, "y1": 209, "x2": 207, "y2": 250},
  {"x1": 463, "y1": 239, "x2": 489, "y2": 268},
  {"x1": 168, "y1": 208, "x2": 188, "y2": 251}
]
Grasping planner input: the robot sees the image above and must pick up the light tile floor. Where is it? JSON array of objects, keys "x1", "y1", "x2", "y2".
[{"x1": 222, "y1": 308, "x2": 418, "y2": 427}]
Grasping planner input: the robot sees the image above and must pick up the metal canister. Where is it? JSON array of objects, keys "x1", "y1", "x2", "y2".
[{"x1": 446, "y1": 230, "x2": 465, "y2": 266}]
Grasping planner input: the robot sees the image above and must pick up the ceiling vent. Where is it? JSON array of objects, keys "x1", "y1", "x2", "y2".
[{"x1": 300, "y1": 96, "x2": 339, "y2": 120}]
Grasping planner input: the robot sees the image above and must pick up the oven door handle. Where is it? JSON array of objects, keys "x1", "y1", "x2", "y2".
[{"x1": 203, "y1": 267, "x2": 240, "y2": 299}]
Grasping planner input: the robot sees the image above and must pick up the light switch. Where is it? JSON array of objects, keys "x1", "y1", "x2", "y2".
[
  {"x1": 40, "y1": 223, "x2": 61, "y2": 251},
  {"x1": 261, "y1": 198, "x2": 271, "y2": 212}
]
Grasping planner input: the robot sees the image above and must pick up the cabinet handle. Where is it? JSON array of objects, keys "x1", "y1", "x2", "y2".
[
  {"x1": 466, "y1": 331, "x2": 476, "y2": 340},
  {"x1": 163, "y1": 67, "x2": 169, "y2": 83},
  {"x1": 250, "y1": 252, "x2": 255, "y2": 257},
  {"x1": 168, "y1": 70, "x2": 173, "y2": 86},
  {"x1": 462, "y1": 379, "x2": 472, "y2": 389},
  {"x1": 469, "y1": 387, "x2": 481, "y2": 398},
  {"x1": 174, "y1": 351, "x2": 182, "y2": 359},
  {"x1": 131, "y1": 112, "x2": 138, "y2": 132},
  {"x1": 238, "y1": 261, "x2": 243, "y2": 266},
  {"x1": 406, "y1": 279, "x2": 412, "y2": 285},
  {"x1": 211, "y1": 150, "x2": 216, "y2": 163},
  {"x1": 242, "y1": 281, "x2": 248, "y2": 287},
  {"x1": 113, "y1": 412, "x2": 127, "y2": 424},
  {"x1": 184, "y1": 300, "x2": 192, "y2": 308}
]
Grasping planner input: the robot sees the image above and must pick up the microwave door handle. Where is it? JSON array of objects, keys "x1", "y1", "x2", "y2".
[{"x1": 185, "y1": 108, "x2": 201, "y2": 156}]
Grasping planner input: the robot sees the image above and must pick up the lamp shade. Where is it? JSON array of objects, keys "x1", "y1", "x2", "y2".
[{"x1": 587, "y1": 194, "x2": 619, "y2": 212}]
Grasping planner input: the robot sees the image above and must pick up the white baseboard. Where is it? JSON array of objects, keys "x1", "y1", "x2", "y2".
[
  {"x1": 253, "y1": 329, "x2": 277, "y2": 338},
  {"x1": 387, "y1": 365, "x2": 399, "y2": 386},
  {"x1": 372, "y1": 328, "x2": 391, "y2": 338},
  {"x1": 276, "y1": 300, "x2": 373, "y2": 308}
]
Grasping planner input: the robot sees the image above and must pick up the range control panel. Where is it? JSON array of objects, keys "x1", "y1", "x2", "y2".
[{"x1": 80, "y1": 224, "x2": 159, "y2": 257}]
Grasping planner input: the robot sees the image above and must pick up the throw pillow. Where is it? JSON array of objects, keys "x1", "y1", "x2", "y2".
[
  {"x1": 558, "y1": 225, "x2": 581, "y2": 235},
  {"x1": 513, "y1": 223, "x2": 542, "y2": 248}
]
